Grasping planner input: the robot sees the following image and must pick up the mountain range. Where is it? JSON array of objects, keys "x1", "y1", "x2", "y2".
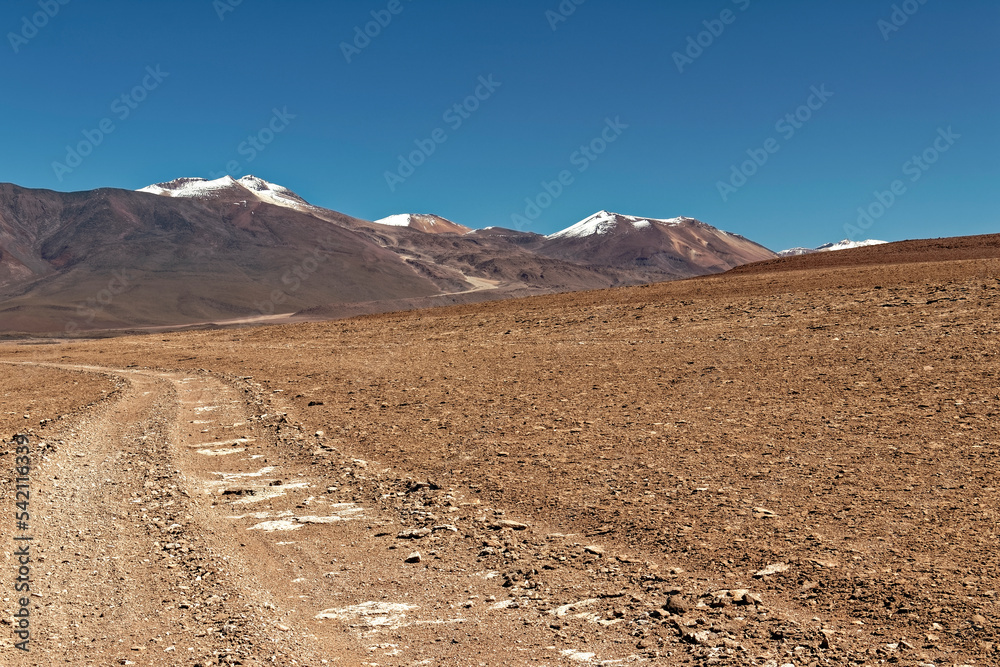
[{"x1": 0, "y1": 175, "x2": 869, "y2": 333}]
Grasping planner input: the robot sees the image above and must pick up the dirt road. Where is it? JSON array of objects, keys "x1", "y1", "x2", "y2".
[
  {"x1": 3, "y1": 364, "x2": 649, "y2": 666},
  {"x1": 3, "y1": 365, "x2": 341, "y2": 664}
]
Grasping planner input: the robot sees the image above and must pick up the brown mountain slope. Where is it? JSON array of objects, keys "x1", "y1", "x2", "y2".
[
  {"x1": 0, "y1": 184, "x2": 442, "y2": 333},
  {"x1": 538, "y1": 211, "x2": 777, "y2": 277}
]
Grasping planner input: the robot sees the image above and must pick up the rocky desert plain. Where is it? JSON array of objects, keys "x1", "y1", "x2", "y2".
[{"x1": 1, "y1": 235, "x2": 999, "y2": 667}]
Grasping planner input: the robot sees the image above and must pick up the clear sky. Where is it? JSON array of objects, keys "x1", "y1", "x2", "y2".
[{"x1": 2, "y1": 0, "x2": 997, "y2": 251}]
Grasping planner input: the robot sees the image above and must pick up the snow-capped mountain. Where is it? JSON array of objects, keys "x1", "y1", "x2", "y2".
[
  {"x1": 373, "y1": 213, "x2": 471, "y2": 235},
  {"x1": 138, "y1": 175, "x2": 311, "y2": 210},
  {"x1": 539, "y1": 210, "x2": 776, "y2": 277},
  {"x1": 546, "y1": 211, "x2": 693, "y2": 240},
  {"x1": 816, "y1": 239, "x2": 888, "y2": 252},
  {"x1": 776, "y1": 247, "x2": 814, "y2": 257},
  {"x1": 778, "y1": 239, "x2": 888, "y2": 257}
]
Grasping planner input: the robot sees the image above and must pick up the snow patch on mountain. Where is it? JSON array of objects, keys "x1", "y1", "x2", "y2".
[{"x1": 374, "y1": 213, "x2": 457, "y2": 229}]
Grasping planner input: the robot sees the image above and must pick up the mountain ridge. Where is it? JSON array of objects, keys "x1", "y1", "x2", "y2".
[{"x1": 1, "y1": 178, "x2": 779, "y2": 333}]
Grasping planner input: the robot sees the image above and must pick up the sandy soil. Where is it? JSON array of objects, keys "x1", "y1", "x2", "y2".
[{"x1": 1, "y1": 251, "x2": 998, "y2": 666}]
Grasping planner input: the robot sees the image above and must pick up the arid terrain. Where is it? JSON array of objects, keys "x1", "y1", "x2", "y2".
[{"x1": 2, "y1": 240, "x2": 999, "y2": 666}]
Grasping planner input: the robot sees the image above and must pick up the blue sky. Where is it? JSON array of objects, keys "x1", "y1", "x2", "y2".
[{"x1": 2, "y1": 0, "x2": 997, "y2": 251}]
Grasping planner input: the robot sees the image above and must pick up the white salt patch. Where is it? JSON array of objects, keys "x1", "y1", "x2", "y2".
[
  {"x1": 561, "y1": 650, "x2": 597, "y2": 662},
  {"x1": 315, "y1": 601, "x2": 418, "y2": 630},
  {"x1": 248, "y1": 520, "x2": 302, "y2": 532},
  {"x1": 196, "y1": 447, "x2": 246, "y2": 456}
]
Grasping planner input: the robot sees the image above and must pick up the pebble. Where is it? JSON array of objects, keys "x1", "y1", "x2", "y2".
[{"x1": 405, "y1": 551, "x2": 422, "y2": 563}]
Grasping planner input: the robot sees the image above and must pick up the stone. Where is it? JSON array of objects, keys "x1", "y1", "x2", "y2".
[
  {"x1": 397, "y1": 528, "x2": 432, "y2": 539},
  {"x1": 496, "y1": 519, "x2": 528, "y2": 530},
  {"x1": 754, "y1": 563, "x2": 790, "y2": 578},
  {"x1": 664, "y1": 595, "x2": 688, "y2": 615},
  {"x1": 405, "y1": 552, "x2": 422, "y2": 564}
]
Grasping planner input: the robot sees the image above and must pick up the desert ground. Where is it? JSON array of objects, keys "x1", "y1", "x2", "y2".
[{"x1": 1, "y1": 245, "x2": 998, "y2": 666}]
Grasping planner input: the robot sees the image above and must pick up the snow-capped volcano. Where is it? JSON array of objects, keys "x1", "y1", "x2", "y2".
[
  {"x1": 539, "y1": 210, "x2": 776, "y2": 277},
  {"x1": 546, "y1": 211, "x2": 694, "y2": 240},
  {"x1": 778, "y1": 239, "x2": 887, "y2": 256},
  {"x1": 138, "y1": 175, "x2": 310, "y2": 209},
  {"x1": 372, "y1": 213, "x2": 471, "y2": 235}
]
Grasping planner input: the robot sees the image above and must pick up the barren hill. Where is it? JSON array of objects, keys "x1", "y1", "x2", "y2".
[{"x1": 728, "y1": 233, "x2": 1000, "y2": 275}]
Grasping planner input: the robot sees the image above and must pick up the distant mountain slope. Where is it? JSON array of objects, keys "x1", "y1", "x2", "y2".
[
  {"x1": 373, "y1": 213, "x2": 471, "y2": 235},
  {"x1": 538, "y1": 211, "x2": 777, "y2": 277}
]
